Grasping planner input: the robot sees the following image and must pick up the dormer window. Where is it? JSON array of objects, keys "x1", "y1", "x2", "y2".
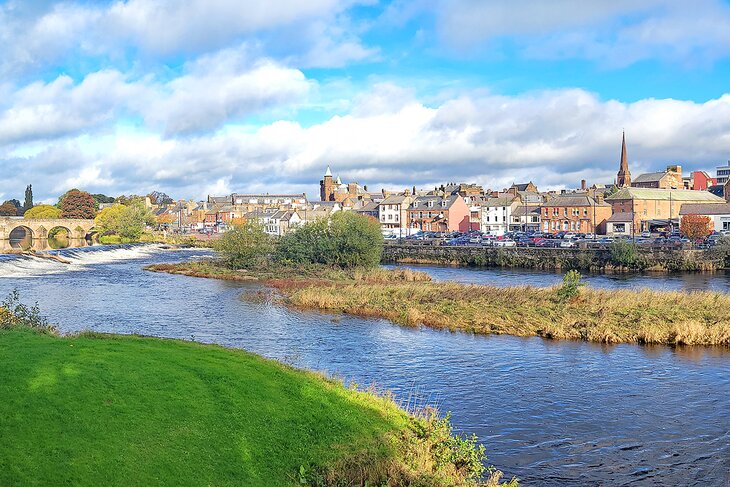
[
  {"x1": 428, "y1": 201, "x2": 434, "y2": 208},
  {"x1": 441, "y1": 200, "x2": 448, "y2": 207}
]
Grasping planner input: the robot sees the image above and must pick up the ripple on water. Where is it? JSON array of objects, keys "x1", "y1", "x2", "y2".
[{"x1": 1, "y1": 248, "x2": 729, "y2": 486}]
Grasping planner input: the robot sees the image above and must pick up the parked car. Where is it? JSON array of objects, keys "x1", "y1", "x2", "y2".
[
  {"x1": 559, "y1": 240, "x2": 576, "y2": 248},
  {"x1": 493, "y1": 239, "x2": 517, "y2": 247},
  {"x1": 562, "y1": 232, "x2": 577, "y2": 239}
]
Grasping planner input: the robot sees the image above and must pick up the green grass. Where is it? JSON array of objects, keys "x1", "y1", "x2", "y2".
[{"x1": 0, "y1": 327, "x2": 509, "y2": 486}]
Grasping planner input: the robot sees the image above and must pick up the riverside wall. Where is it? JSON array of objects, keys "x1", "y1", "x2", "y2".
[{"x1": 382, "y1": 244, "x2": 724, "y2": 272}]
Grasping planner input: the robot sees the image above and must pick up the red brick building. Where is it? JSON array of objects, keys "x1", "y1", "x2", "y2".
[{"x1": 407, "y1": 195, "x2": 470, "y2": 232}]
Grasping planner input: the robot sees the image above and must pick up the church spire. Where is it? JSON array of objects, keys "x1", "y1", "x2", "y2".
[
  {"x1": 324, "y1": 165, "x2": 332, "y2": 177},
  {"x1": 616, "y1": 131, "x2": 631, "y2": 187}
]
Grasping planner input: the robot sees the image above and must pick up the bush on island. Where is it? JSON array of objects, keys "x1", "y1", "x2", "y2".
[
  {"x1": 214, "y1": 220, "x2": 275, "y2": 270},
  {"x1": 277, "y1": 212, "x2": 384, "y2": 269}
]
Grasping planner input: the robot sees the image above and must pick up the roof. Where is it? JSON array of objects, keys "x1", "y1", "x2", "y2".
[
  {"x1": 679, "y1": 203, "x2": 730, "y2": 216},
  {"x1": 607, "y1": 187, "x2": 726, "y2": 202},
  {"x1": 409, "y1": 195, "x2": 461, "y2": 210},
  {"x1": 511, "y1": 182, "x2": 534, "y2": 191},
  {"x1": 380, "y1": 195, "x2": 409, "y2": 205},
  {"x1": 355, "y1": 201, "x2": 380, "y2": 212},
  {"x1": 512, "y1": 206, "x2": 541, "y2": 217},
  {"x1": 607, "y1": 212, "x2": 635, "y2": 222},
  {"x1": 632, "y1": 172, "x2": 667, "y2": 184},
  {"x1": 545, "y1": 194, "x2": 610, "y2": 207},
  {"x1": 484, "y1": 195, "x2": 516, "y2": 207}
]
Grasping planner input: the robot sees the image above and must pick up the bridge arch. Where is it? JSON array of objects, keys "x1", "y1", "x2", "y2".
[
  {"x1": 48, "y1": 225, "x2": 73, "y2": 249},
  {"x1": 0, "y1": 218, "x2": 96, "y2": 251},
  {"x1": 8, "y1": 225, "x2": 33, "y2": 250}
]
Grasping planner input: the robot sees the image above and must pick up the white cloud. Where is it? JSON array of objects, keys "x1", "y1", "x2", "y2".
[
  {"x1": 0, "y1": 48, "x2": 312, "y2": 144},
  {"x1": 6, "y1": 85, "x2": 730, "y2": 202}
]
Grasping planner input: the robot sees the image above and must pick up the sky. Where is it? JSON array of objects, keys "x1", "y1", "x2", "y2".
[{"x1": 3, "y1": 0, "x2": 730, "y2": 203}]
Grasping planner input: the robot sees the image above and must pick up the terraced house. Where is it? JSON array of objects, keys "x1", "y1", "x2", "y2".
[
  {"x1": 378, "y1": 195, "x2": 413, "y2": 235},
  {"x1": 541, "y1": 194, "x2": 612, "y2": 234},
  {"x1": 407, "y1": 195, "x2": 469, "y2": 233}
]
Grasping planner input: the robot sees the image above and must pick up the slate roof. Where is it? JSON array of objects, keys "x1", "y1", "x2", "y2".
[
  {"x1": 679, "y1": 203, "x2": 730, "y2": 216},
  {"x1": 607, "y1": 187, "x2": 725, "y2": 202},
  {"x1": 632, "y1": 172, "x2": 666, "y2": 184},
  {"x1": 607, "y1": 212, "x2": 635, "y2": 222},
  {"x1": 545, "y1": 194, "x2": 610, "y2": 207}
]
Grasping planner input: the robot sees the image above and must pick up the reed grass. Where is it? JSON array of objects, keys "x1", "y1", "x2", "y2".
[{"x1": 278, "y1": 281, "x2": 730, "y2": 346}]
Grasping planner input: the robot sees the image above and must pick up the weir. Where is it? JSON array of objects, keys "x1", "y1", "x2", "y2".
[{"x1": 0, "y1": 217, "x2": 96, "y2": 252}]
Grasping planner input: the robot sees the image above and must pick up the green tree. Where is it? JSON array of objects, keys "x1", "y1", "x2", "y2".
[
  {"x1": 24, "y1": 205, "x2": 61, "y2": 219},
  {"x1": 94, "y1": 203, "x2": 153, "y2": 240},
  {"x1": 215, "y1": 220, "x2": 274, "y2": 269},
  {"x1": 23, "y1": 185, "x2": 33, "y2": 214},
  {"x1": 91, "y1": 194, "x2": 115, "y2": 210},
  {"x1": 277, "y1": 212, "x2": 384, "y2": 269},
  {"x1": 60, "y1": 190, "x2": 96, "y2": 219},
  {"x1": 94, "y1": 204, "x2": 127, "y2": 235},
  {"x1": 117, "y1": 201, "x2": 154, "y2": 240}
]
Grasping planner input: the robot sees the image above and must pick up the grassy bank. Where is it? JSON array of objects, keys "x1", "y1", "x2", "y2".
[
  {"x1": 0, "y1": 320, "x2": 511, "y2": 486},
  {"x1": 149, "y1": 261, "x2": 730, "y2": 346}
]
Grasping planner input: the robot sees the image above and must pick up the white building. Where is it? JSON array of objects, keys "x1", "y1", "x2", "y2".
[
  {"x1": 716, "y1": 161, "x2": 730, "y2": 185},
  {"x1": 679, "y1": 203, "x2": 730, "y2": 232},
  {"x1": 481, "y1": 195, "x2": 517, "y2": 236},
  {"x1": 378, "y1": 195, "x2": 413, "y2": 236}
]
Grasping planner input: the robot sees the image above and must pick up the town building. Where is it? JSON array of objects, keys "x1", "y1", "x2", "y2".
[
  {"x1": 679, "y1": 203, "x2": 730, "y2": 232},
  {"x1": 540, "y1": 194, "x2": 612, "y2": 234},
  {"x1": 605, "y1": 187, "x2": 726, "y2": 236},
  {"x1": 407, "y1": 195, "x2": 470, "y2": 233},
  {"x1": 716, "y1": 161, "x2": 730, "y2": 185},
  {"x1": 632, "y1": 165, "x2": 683, "y2": 189},
  {"x1": 683, "y1": 171, "x2": 716, "y2": 191},
  {"x1": 481, "y1": 195, "x2": 518, "y2": 236},
  {"x1": 378, "y1": 195, "x2": 413, "y2": 236},
  {"x1": 319, "y1": 166, "x2": 371, "y2": 203}
]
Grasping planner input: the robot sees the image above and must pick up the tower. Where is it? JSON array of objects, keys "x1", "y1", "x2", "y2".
[
  {"x1": 320, "y1": 165, "x2": 334, "y2": 201},
  {"x1": 616, "y1": 132, "x2": 631, "y2": 188}
]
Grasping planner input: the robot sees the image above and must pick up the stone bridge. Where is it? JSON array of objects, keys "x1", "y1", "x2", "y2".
[{"x1": 0, "y1": 217, "x2": 96, "y2": 252}]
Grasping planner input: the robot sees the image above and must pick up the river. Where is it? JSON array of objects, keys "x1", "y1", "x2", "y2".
[{"x1": 1, "y1": 246, "x2": 728, "y2": 486}]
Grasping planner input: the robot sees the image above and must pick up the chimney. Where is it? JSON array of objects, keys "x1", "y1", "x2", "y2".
[{"x1": 581, "y1": 179, "x2": 587, "y2": 190}]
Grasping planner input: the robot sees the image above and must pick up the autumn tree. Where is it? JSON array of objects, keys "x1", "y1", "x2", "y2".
[
  {"x1": 24, "y1": 205, "x2": 61, "y2": 219},
  {"x1": 680, "y1": 214, "x2": 712, "y2": 240},
  {"x1": 60, "y1": 190, "x2": 96, "y2": 219},
  {"x1": 0, "y1": 202, "x2": 19, "y2": 216}
]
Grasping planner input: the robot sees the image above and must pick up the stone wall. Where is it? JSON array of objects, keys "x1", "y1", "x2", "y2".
[{"x1": 382, "y1": 244, "x2": 723, "y2": 272}]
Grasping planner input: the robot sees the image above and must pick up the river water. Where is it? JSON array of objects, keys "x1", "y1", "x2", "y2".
[{"x1": 0, "y1": 246, "x2": 728, "y2": 486}]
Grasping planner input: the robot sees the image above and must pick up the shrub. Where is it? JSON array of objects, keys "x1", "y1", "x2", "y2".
[
  {"x1": 556, "y1": 270, "x2": 583, "y2": 300},
  {"x1": 215, "y1": 220, "x2": 274, "y2": 269},
  {"x1": 609, "y1": 239, "x2": 637, "y2": 267},
  {"x1": 277, "y1": 212, "x2": 384, "y2": 269},
  {"x1": 0, "y1": 290, "x2": 55, "y2": 334}
]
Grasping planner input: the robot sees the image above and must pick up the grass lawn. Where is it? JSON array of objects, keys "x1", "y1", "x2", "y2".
[{"x1": 0, "y1": 327, "x2": 410, "y2": 486}]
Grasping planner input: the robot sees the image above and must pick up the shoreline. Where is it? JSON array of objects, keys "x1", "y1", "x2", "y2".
[
  {"x1": 146, "y1": 261, "x2": 730, "y2": 347},
  {"x1": 0, "y1": 323, "x2": 514, "y2": 486}
]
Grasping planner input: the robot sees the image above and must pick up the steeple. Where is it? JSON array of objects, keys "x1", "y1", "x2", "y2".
[
  {"x1": 616, "y1": 131, "x2": 631, "y2": 188},
  {"x1": 324, "y1": 165, "x2": 332, "y2": 177}
]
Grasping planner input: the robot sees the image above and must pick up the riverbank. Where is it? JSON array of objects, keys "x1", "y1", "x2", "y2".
[
  {"x1": 148, "y1": 261, "x2": 730, "y2": 346},
  {"x1": 0, "y1": 323, "x2": 511, "y2": 486},
  {"x1": 383, "y1": 243, "x2": 727, "y2": 272}
]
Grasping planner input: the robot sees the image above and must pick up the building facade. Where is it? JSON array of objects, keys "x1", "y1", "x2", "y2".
[
  {"x1": 631, "y1": 165, "x2": 683, "y2": 189},
  {"x1": 481, "y1": 195, "x2": 517, "y2": 236},
  {"x1": 407, "y1": 195, "x2": 470, "y2": 233},
  {"x1": 605, "y1": 187, "x2": 726, "y2": 235},
  {"x1": 541, "y1": 194, "x2": 612, "y2": 234}
]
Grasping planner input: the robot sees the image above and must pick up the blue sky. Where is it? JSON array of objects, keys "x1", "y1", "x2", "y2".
[{"x1": 2, "y1": 0, "x2": 730, "y2": 202}]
